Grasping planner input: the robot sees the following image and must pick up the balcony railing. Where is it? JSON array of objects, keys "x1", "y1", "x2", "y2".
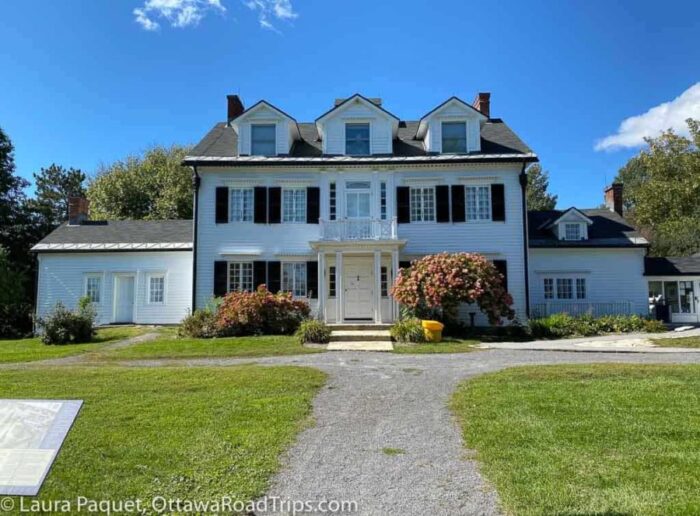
[{"x1": 319, "y1": 218, "x2": 398, "y2": 241}]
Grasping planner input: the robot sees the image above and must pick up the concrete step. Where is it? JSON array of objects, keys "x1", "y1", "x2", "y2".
[
  {"x1": 330, "y1": 330, "x2": 392, "y2": 342},
  {"x1": 328, "y1": 324, "x2": 392, "y2": 331},
  {"x1": 327, "y1": 341, "x2": 394, "y2": 352}
]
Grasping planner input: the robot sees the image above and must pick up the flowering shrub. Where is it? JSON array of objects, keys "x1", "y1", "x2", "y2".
[
  {"x1": 390, "y1": 253, "x2": 514, "y2": 326},
  {"x1": 216, "y1": 285, "x2": 310, "y2": 336}
]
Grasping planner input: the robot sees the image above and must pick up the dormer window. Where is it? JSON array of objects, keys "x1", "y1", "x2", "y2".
[
  {"x1": 442, "y1": 122, "x2": 467, "y2": 153},
  {"x1": 345, "y1": 123, "x2": 370, "y2": 155},
  {"x1": 251, "y1": 124, "x2": 276, "y2": 156},
  {"x1": 564, "y1": 223, "x2": 582, "y2": 241}
]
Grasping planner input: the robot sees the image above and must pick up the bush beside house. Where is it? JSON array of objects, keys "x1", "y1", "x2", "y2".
[
  {"x1": 295, "y1": 320, "x2": 331, "y2": 344},
  {"x1": 37, "y1": 298, "x2": 96, "y2": 345},
  {"x1": 528, "y1": 313, "x2": 665, "y2": 339}
]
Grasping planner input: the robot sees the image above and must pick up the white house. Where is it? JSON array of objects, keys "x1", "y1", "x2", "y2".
[{"x1": 33, "y1": 92, "x2": 655, "y2": 326}]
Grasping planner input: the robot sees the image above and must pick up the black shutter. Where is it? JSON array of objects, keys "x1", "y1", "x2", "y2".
[
  {"x1": 215, "y1": 187, "x2": 228, "y2": 224},
  {"x1": 306, "y1": 261, "x2": 318, "y2": 298},
  {"x1": 253, "y1": 261, "x2": 267, "y2": 290},
  {"x1": 399, "y1": 260, "x2": 411, "y2": 270},
  {"x1": 451, "y1": 185, "x2": 465, "y2": 223},
  {"x1": 396, "y1": 186, "x2": 410, "y2": 223},
  {"x1": 267, "y1": 261, "x2": 281, "y2": 293},
  {"x1": 436, "y1": 185, "x2": 450, "y2": 223},
  {"x1": 491, "y1": 184, "x2": 505, "y2": 222},
  {"x1": 306, "y1": 187, "x2": 320, "y2": 224},
  {"x1": 214, "y1": 261, "x2": 228, "y2": 297},
  {"x1": 493, "y1": 260, "x2": 508, "y2": 292},
  {"x1": 268, "y1": 187, "x2": 281, "y2": 224},
  {"x1": 254, "y1": 187, "x2": 267, "y2": 224}
]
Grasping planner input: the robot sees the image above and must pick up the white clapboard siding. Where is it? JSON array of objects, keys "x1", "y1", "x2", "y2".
[
  {"x1": 36, "y1": 251, "x2": 192, "y2": 325},
  {"x1": 529, "y1": 248, "x2": 648, "y2": 316}
]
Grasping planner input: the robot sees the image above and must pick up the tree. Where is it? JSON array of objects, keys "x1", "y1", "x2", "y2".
[
  {"x1": 87, "y1": 145, "x2": 193, "y2": 220},
  {"x1": 526, "y1": 164, "x2": 557, "y2": 210},
  {"x1": 390, "y1": 252, "x2": 515, "y2": 325},
  {"x1": 614, "y1": 118, "x2": 700, "y2": 256},
  {"x1": 28, "y1": 164, "x2": 86, "y2": 234}
]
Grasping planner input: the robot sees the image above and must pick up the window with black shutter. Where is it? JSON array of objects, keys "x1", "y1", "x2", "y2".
[
  {"x1": 267, "y1": 261, "x2": 281, "y2": 293},
  {"x1": 268, "y1": 187, "x2": 281, "y2": 224},
  {"x1": 213, "y1": 261, "x2": 228, "y2": 297},
  {"x1": 254, "y1": 187, "x2": 267, "y2": 224},
  {"x1": 306, "y1": 187, "x2": 320, "y2": 224},
  {"x1": 451, "y1": 185, "x2": 465, "y2": 222},
  {"x1": 435, "y1": 185, "x2": 450, "y2": 222},
  {"x1": 396, "y1": 186, "x2": 410, "y2": 223},
  {"x1": 253, "y1": 261, "x2": 267, "y2": 290},
  {"x1": 493, "y1": 260, "x2": 508, "y2": 292},
  {"x1": 306, "y1": 261, "x2": 318, "y2": 298},
  {"x1": 491, "y1": 184, "x2": 505, "y2": 222},
  {"x1": 215, "y1": 187, "x2": 229, "y2": 224}
]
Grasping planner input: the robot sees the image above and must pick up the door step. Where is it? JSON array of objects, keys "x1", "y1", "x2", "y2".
[
  {"x1": 328, "y1": 324, "x2": 392, "y2": 331},
  {"x1": 326, "y1": 341, "x2": 394, "y2": 352},
  {"x1": 329, "y1": 330, "x2": 392, "y2": 342}
]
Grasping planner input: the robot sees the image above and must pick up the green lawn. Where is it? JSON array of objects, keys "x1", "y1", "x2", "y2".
[
  {"x1": 2, "y1": 365, "x2": 325, "y2": 504},
  {"x1": 451, "y1": 364, "x2": 700, "y2": 516},
  {"x1": 653, "y1": 336, "x2": 700, "y2": 348},
  {"x1": 392, "y1": 338, "x2": 480, "y2": 354},
  {"x1": 100, "y1": 334, "x2": 321, "y2": 361},
  {"x1": 0, "y1": 326, "x2": 152, "y2": 363}
]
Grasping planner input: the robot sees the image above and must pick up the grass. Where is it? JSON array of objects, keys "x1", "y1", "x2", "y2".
[
  {"x1": 392, "y1": 338, "x2": 480, "y2": 354},
  {"x1": 0, "y1": 326, "x2": 152, "y2": 363},
  {"x1": 653, "y1": 336, "x2": 700, "y2": 348},
  {"x1": 1, "y1": 365, "x2": 326, "y2": 504},
  {"x1": 100, "y1": 334, "x2": 322, "y2": 361},
  {"x1": 450, "y1": 364, "x2": 700, "y2": 515}
]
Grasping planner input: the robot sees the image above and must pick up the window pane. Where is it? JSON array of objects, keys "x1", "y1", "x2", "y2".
[
  {"x1": 329, "y1": 182, "x2": 336, "y2": 221},
  {"x1": 679, "y1": 281, "x2": 695, "y2": 313},
  {"x1": 346, "y1": 123, "x2": 370, "y2": 155},
  {"x1": 282, "y1": 263, "x2": 307, "y2": 296},
  {"x1": 283, "y1": 189, "x2": 306, "y2": 223},
  {"x1": 442, "y1": 122, "x2": 467, "y2": 153},
  {"x1": 381, "y1": 266, "x2": 388, "y2": 297},
  {"x1": 86, "y1": 277, "x2": 101, "y2": 303},
  {"x1": 149, "y1": 276, "x2": 164, "y2": 303},
  {"x1": 410, "y1": 187, "x2": 435, "y2": 222},
  {"x1": 230, "y1": 188, "x2": 253, "y2": 222},
  {"x1": 329, "y1": 266, "x2": 336, "y2": 297},
  {"x1": 576, "y1": 278, "x2": 586, "y2": 299},
  {"x1": 557, "y1": 278, "x2": 573, "y2": 299},
  {"x1": 251, "y1": 124, "x2": 276, "y2": 156},
  {"x1": 380, "y1": 182, "x2": 387, "y2": 220},
  {"x1": 664, "y1": 281, "x2": 680, "y2": 313},
  {"x1": 229, "y1": 262, "x2": 253, "y2": 292},
  {"x1": 565, "y1": 223, "x2": 581, "y2": 241},
  {"x1": 544, "y1": 278, "x2": 554, "y2": 299},
  {"x1": 466, "y1": 186, "x2": 491, "y2": 221}
]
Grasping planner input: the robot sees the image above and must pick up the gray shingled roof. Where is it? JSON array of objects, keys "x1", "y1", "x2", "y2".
[
  {"x1": 185, "y1": 118, "x2": 534, "y2": 165},
  {"x1": 32, "y1": 220, "x2": 193, "y2": 251},
  {"x1": 528, "y1": 209, "x2": 648, "y2": 248},
  {"x1": 645, "y1": 256, "x2": 700, "y2": 276}
]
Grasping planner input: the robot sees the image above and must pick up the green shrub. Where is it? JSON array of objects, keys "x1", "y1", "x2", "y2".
[
  {"x1": 295, "y1": 319, "x2": 331, "y2": 344},
  {"x1": 390, "y1": 318, "x2": 425, "y2": 343},
  {"x1": 37, "y1": 298, "x2": 95, "y2": 345},
  {"x1": 528, "y1": 313, "x2": 667, "y2": 339},
  {"x1": 0, "y1": 302, "x2": 33, "y2": 339},
  {"x1": 178, "y1": 308, "x2": 220, "y2": 339}
]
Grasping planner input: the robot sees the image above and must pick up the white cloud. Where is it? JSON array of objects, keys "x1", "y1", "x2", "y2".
[
  {"x1": 595, "y1": 82, "x2": 700, "y2": 151},
  {"x1": 245, "y1": 0, "x2": 298, "y2": 31},
  {"x1": 133, "y1": 0, "x2": 225, "y2": 30}
]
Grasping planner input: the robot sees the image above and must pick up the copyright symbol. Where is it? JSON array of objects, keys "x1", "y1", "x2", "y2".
[{"x1": 0, "y1": 497, "x2": 14, "y2": 511}]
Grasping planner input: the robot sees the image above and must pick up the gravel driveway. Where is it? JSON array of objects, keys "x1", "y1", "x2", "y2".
[{"x1": 122, "y1": 349, "x2": 700, "y2": 516}]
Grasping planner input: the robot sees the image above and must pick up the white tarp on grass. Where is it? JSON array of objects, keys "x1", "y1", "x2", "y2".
[{"x1": 0, "y1": 400, "x2": 82, "y2": 496}]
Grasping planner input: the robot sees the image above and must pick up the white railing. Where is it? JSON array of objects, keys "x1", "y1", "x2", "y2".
[
  {"x1": 319, "y1": 218, "x2": 398, "y2": 241},
  {"x1": 532, "y1": 301, "x2": 633, "y2": 318}
]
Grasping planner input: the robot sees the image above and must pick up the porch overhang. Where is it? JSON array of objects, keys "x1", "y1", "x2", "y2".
[{"x1": 309, "y1": 239, "x2": 407, "y2": 251}]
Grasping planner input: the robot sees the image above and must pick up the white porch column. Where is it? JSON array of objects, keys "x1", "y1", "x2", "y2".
[
  {"x1": 391, "y1": 249, "x2": 399, "y2": 321},
  {"x1": 335, "y1": 251, "x2": 343, "y2": 323},
  {"x1": 374, "y1": 250, "x2": 382, "y2": 323},
  {"x1": 317, "y1": 251, "x2": 325, "y2": 321}
]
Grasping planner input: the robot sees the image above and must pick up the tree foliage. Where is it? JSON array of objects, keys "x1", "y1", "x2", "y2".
[
  {"x1": 526, "y1": 164, "x2": 557, "y2": 210},
  {"x1": 390, "y1": 252, "x2": 515, "y2": 325},
  {"x1": 87, "y1": 145, "x2": 193, "y2": 220},
  {"x1": 0, "y1": 126, "x2": 32, "y2": 264},
  {"x1": 614, "y1": 118, "x2": 700, "y2": 256},
  {"x1": 28, "y1": 164, "x2": 86, "y2": 234}
]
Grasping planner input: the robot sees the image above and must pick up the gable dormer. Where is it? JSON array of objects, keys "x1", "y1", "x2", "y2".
[
  {"x1": 315, "y1": 94, "x2": 399, "y2": 155},
  {"x1": 416, "y1": 95, "x2": 489, "y2": 154},
  {"x1": 539, "y1": 208, "x2": 593, "y2": 241},
  {"x1": 229, "y1": 100, "x2": 299, "y2": 156}
]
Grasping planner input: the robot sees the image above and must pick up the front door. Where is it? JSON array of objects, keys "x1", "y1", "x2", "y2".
[
  {"x1": 344, "y1": 257, "x2": 373, "y2": 320},
  {"x1": 114, "y1": 275, "x2": 135, "y2": 323}
]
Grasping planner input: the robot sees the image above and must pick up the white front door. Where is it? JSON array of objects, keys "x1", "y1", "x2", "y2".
[
  {"x1": 114, "y1": 275, "x2": 135, "y2": 323},
  {"x1": 344, "y1": 257, "x2": 374, "y2": 320}
]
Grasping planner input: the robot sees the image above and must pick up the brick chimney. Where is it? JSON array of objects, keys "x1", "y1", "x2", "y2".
[
  {"x1": 68, "y1": 196, "x2": 89, "y2": 225},
  {"x1": 472, "y1": 92, "x2": 491, "y2": 118},
  {"x1": 604, "y1": 183, "x2": 624, "y2": 216},
  {"x1": 227, "y1": 94, "x2": 244, "y2": 122}
]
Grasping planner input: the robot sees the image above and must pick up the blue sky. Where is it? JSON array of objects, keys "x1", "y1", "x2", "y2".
[{"x1": 1, "y1": 0, "x2": 698, "y2": 208}]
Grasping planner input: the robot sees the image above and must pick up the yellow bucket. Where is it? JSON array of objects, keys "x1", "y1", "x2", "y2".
[{"x1": 421, "y1": 320, "x2": 444, "y2": 342}]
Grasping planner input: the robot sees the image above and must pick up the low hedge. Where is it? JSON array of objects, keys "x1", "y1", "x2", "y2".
[{"x1": 528, "y1": 313, "x2": 666, "y2": 339}]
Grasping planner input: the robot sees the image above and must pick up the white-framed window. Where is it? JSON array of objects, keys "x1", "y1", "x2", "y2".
[
  {"x1": 410, "y1": 186, "x2": 435, "y2": 222},
  {"x1": 380, "y1": 181, "x2": 387, "y2": 220},
  {"x1": 564, "y1": 223, "x2": 582, "y2": 241},
  {"x1": 576, "y1": 278, "x2": 586, "y2": 299},
  {"x1": 251, "y1": 124, "x2": 276, "y2": 156},
  {"x1": 381, "y1": 266, "x2": 389, "y2": 297},
  {"x1": 283, "y1": 188, "x2": 307, "y2": 223},
  {"x1": 230, "y1": 188, "x2": 254, "y2": 222},
  {"x1": 442, "y1": 121, "x2": 467, "y2": 153},
  {"x1": 345, "y1": 123, "x2": 370, "y2": 155},
  {"x1": 556, "y1": 278, "x2": 573, "y2": 299},
  {"x1": 329, "y1": 182, "x2": 337, "y2": 221},
  {"x1": 147, "y1": 274, "x2": 165, "y2": 304},
  {"x1": 228, "y1": 262, "x2": 254, "y2": 292},
  {"x1": 543, "y1": 278, "x2": 554, "y2": 299},
  {"x1": 466, "y1": 185, "x2": 491, "y2": 221},
  {"x1": 84, "y1": 274, "x2": 102, "y2": 304},
  {"x1": 328, "y1": 266, "x2": 336, "y2": 297},
  {"x1": 282, "y1": 262, "x2": 307, "y2": 297}
]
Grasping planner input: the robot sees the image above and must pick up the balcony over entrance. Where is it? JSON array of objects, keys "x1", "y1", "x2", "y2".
[{"x1": 319, "y1": 218, "x2": 398, "y2": 241}]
